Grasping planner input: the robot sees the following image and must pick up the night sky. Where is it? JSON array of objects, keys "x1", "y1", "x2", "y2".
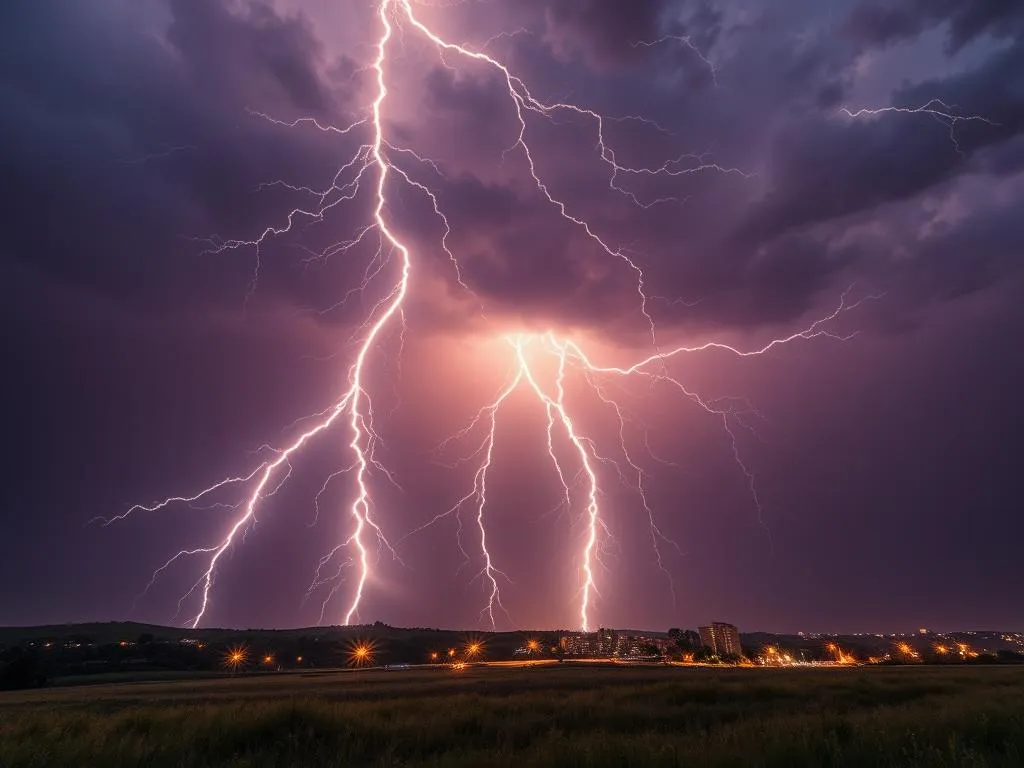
[{"x1": 2, "y1": 0, "x2": 1023, "y2": 634}]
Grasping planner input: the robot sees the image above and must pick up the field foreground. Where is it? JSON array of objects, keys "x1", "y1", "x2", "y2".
[{"x1": 2, "y1": 664, "x2": 1023, "y2": 767}]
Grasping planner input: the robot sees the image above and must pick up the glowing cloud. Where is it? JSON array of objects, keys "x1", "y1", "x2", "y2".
[{"x1": 109, "y1": 0, "x2": 879, "y2": 631}]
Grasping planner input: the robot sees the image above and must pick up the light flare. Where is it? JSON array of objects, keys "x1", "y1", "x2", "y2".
[
  {"x1": 223, "y1": 645, "x2": 248, "y2": 672},
  {"x1": 347, "y1": 638, "x2": 377, "y2": 667}
]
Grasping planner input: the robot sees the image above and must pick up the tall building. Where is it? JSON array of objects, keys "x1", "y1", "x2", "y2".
[
  {"x1": 596, "y1": 628, "x2": 618, "y2": 657},
  {"x1": 698, "y1": 622, "x2": 742, "y2": 657},
  {"x1": 558, "y1": 629, "x2": 671, "y2": 658}
]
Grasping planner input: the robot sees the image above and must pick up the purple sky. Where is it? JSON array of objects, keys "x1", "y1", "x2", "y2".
[{"x1": 2, "y1": 0, "x2": 1023, "y2": 634}]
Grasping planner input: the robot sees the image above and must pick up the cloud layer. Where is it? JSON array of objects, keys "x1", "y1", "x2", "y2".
[{"x1": 1, "y1": 0, "x2": 1022, "y2": 631}]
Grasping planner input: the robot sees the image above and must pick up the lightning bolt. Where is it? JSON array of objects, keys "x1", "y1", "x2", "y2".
[
  {"x1": 631, "y1": 34, "x2": 719, "y2": 87},
  {"x1": 515, "y1": 336, "x2": 603, "y2": 633},
  {"x1": 840, "y1": 99, "x2": 998, "y2": 156},
  {"x1": 427, "y1": 289, "x2": 874, "y2": 631},
  {"x1": 112, "y1": 1, "x2": 414, "y2": 628},
  {"x1": 112, "y1": 1, "x2": 879, "y2": 631}
]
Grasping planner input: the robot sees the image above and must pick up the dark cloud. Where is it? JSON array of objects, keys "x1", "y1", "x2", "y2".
[
  {"x1": 166, "y1": 0, "x2": 331, "y2": 112},
  {"x1": 845, "y1": 0, "x2": 1024, "y2": 54},
  {"x1": 418, "y1": 65, "x2": 520, "y2": 157},
  {"x1": 434, "y1": 173, "x2": 519, "y2": 230},
  {"x1": 0, "y1": 0, "x2": 357, "y2": 316},
  {"x1": 525, "y1": 0, "x2": 672, "y2": 68},
  {"x1": 402, "y1": 172, "x2": 642, "y2": 329},
  {"x1": 1, "y1": 0, "x2": 1023, "y2": 631},
  {"x1": 742, "y1": 40, "x2": 1024, "y2": 241},
  {"x1": 904, "y1": 186, "x2": 1024, "y2": 303},
  {"x1": 714, "y1": 235, "x2": 854, "y2": 328}
]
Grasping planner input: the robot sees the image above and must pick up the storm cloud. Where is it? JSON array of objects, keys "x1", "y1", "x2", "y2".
[{"x1": 1, "y1": 0, "x2": 1021, "y2": 633}]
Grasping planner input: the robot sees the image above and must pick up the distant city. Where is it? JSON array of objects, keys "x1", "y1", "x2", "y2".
[
  {"x1": 550, "y1": 623, "x2": 741, "y2": 662},
  {"x1": 3, "y1": 620, "x2": 1024, "y2": 689},
  {"x1": 538, "y1": 623, "x2": 1024, "y2": 666}
]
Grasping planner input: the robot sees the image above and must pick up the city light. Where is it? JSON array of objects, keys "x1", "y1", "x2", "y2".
[
  {"x1": 556, "y1": 629, "x2": 673, "y2": 661},
  {"x1": 956, "y1": 642, "x2": 979, "y2": 660},
  {"x1": 825, "y1": 642, "x2": 856, "y2": 665},
  {"x1": 757, "y1": 645, "x2": 795, "y2": 666},
  {"x1": 895, "y1": 642, "x2": 921, "y2": 661},
  {"x1": 465, "y1": 639, "x2": 484, "y2": 660},
  {"x1": 347, "y1": 640, "x2": 377, "y2": 667},
  {"x1": 223, "y1": 645, "x2": 248, "y2": 672}
]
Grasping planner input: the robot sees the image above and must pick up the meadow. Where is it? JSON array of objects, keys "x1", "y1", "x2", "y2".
[{"x1": 1, "y1": 663, "x2": 1022, "y2": 767}]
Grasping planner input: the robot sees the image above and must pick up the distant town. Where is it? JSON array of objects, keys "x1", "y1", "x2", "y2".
[
  {"x1": 542, "y1": 623, "x2": 1024, "y2": 666},
  {"x1": 2, "y1": 620, "x2": 1023, "y2": 690}
]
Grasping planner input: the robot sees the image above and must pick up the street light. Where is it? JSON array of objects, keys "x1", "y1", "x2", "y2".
[
  {"x1": 223, "y1": 645, "x2": 248, "y2": 674},
  {"x1": 347, "y1": 639, "x2": 377, "y2": 667}
]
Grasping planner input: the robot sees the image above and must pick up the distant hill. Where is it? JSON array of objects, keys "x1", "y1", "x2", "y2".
[
  {"x1": 1, "y1": 622, "x2": 1020, "y2": 656},
  {"x1": 0, "y1": 621, "x2": 554, "y2": 656},
  {"x1": 2, "y1": 622, "x2": 1021, "y2": 690}
]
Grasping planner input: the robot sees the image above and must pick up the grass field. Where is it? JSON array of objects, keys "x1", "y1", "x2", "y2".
[{"x1": 2, "y1": 663, "x2": 1023, "y2": 767}]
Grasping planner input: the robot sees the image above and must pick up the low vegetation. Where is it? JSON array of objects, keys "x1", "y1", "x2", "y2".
[{"x1": 2, "y1": 664, "x2": 1023, "y2": 766}]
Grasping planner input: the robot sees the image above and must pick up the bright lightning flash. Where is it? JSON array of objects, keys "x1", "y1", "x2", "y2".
[
  {"x1": 426, "y1": 289, "x2": 871, "y2": 632},
  {"x1": 109, "y1": 0, "x2": 876, "y2": 631}
]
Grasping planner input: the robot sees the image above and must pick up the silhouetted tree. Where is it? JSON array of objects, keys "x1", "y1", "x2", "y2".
[
  {"x1": 668, "y1": 628, "x2": 702, "y2": 654},
  {"x1": 692, "y1": 646, "x2": 716, "y2": 663},
  {"x1": 0, "y1": 649, "x2": 50, "y2": 691},
  {"x1": 681, "y1": 630, "x2": 702, "y2": 651}
]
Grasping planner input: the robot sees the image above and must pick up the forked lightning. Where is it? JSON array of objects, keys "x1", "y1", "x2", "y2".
[{"x1": 107, "y1": 0, "x2": 883, "y2": 630}]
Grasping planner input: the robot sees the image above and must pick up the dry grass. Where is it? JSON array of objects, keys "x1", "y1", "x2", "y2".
[{"x1": 2, "y1": 664, "x2": 1023, "y2": 766}]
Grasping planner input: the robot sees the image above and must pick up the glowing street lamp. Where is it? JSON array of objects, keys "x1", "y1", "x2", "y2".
[
  {"x1": 223, "y1": 645, "x2": 248, "y2": 674},
  {"x1": 347, "y1": 639, "x2": 376, "y2": 668}
]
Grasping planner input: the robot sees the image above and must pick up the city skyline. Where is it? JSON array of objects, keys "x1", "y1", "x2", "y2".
[{"x1": 2, "y1": 0, "x2": 1023, "y2": 632}]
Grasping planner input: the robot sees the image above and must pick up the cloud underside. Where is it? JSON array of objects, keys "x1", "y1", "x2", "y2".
[{"x1": 0, "y1": 0, "x2": 1022, "y2": 338}]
